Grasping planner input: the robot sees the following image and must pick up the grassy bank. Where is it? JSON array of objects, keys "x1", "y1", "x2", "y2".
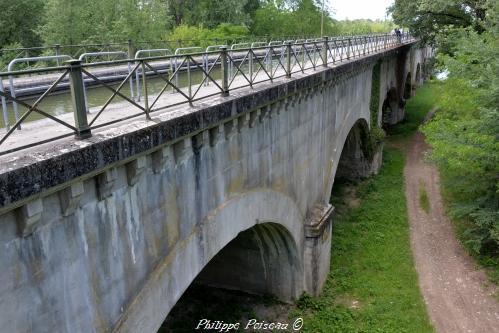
[
  {"x1": 292, "y1": 84, "x2": 440, "y2": 333},
  {"x1": 165, "y1": 146, "x2": 435, "y2": 333},
  {"x1": 411, "y1": 82, "x2": 499, "y2": 286},
  {"x1": 295, "y1": 148, "x2": 433, "y2": 333},
  {"x1": 388, "y1": 83, "x2": 439, "y2": 138},
  {"x1": 164, "y1": 84, "x2": 443, "y2": 332}
]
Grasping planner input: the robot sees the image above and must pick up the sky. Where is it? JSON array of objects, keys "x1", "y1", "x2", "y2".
[{"x1": 327, "y1": 0, "x2": 395, "y2": 21}]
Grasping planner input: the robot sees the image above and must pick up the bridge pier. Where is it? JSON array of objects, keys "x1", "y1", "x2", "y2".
[{"x1": 304, "y1": 204, "x2": 334, "y2": 295}]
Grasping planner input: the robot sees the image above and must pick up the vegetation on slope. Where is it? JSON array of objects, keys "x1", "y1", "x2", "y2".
[
  {"x1": 295, "y1": 131, "x2": 433, "y2": 332},
  {"x1": 391, "y1": 0, "x2": 498, "y2": 264}
]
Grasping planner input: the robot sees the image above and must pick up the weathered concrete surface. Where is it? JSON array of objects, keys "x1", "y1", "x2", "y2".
[{"x1": 0, "y1": 42, "x2": 431, "y2": 333}]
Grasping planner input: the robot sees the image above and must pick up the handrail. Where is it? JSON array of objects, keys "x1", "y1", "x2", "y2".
[
  {"x1": 134, "y1": 49, "x2": 173, "y2": 99},
  {"x1": 134, "y1": 48, "x2": 172, "y2": 59},
  {"x1": 79, "y1": 51, "x2": 135, "y2": 109},
  {"x1": 78, "y1": 51, "x2": 128, "y2": 63},
  {"x1": 203, "y1": 45, "x2": 227, "y2": 86},
  {"x1": 6, "y1": 55, "x2": 72, "y2": 128},
  {"x1": 174, "y1": 47, "x2": 203, "y2": 55},
  {"x1": 0, "y1": 33, "x2": 417, "y2": 154}
]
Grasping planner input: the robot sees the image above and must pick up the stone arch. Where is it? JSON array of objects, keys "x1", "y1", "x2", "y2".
[
  {"x1": 192, "y1": 222, "x2": 301, "y2": 299},
  {"x1": 325, "y1": 117, "x2": 380, "y2": 200},
  {"x1": 415, "y1": 63, "x2": 421, "y2": 86},
  {"x1": 382, "y1": 87, "x2": 401, "y2": 128},
  {"x1": 112, "y1": 190, "x2": 304, "y2": 333},
  {"x1": 335, "y1": 119, "x2": 375, "y2": 180},
  {"x1": 404, "y1": 72, "x2": 412, "y2": 99}
]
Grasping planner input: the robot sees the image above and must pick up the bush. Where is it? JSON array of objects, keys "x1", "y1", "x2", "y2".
[{"x1": 167, "y1": 24, "x2": 250, "y2": 49}]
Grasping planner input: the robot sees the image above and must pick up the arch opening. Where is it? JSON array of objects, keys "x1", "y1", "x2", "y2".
[
  {"x1": 335, "y1": 119, "x2": 380, "y2": 181},
  {"x1": 415, "y1": 64, "x2": 421, "y2": 86},
  {"x1": 404, "y1": 72, "x2": 412, "y2": 99},
  {"x1": 158, "y1": 222, "x2": 301, "y2": 332},
  {"x1": 381, "y1": 87, "x2": 402, "y2": 129}
]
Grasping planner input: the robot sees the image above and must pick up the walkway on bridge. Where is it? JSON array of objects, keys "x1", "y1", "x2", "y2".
[{"x1": 0, "y1": 34, "x2": 412, "y2": 157}]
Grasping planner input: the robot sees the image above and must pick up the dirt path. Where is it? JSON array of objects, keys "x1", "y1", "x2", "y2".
[{"x1": 404, "y1": 131, "x2": 499, "y2": 333}]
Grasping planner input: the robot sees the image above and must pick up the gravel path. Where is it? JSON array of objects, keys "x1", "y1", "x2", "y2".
[{"x1": 404, "y1": 131, "x2": 499, "y2": 333}]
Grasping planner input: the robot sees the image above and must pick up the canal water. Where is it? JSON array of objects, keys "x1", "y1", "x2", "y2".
[
  {"x1": 1, "y1": 50, "x2": 309, "y2": 129},
  {"x1": 0, "y1": 65, "x2": 224, "y2": 128}
]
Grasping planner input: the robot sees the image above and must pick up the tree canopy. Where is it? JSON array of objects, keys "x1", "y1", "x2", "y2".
[
  {"x1": 0, "y1": 0, "x2": 396, "y2": 50},
  {"x1": 392, "y1": 0, "x2": 498, "y2": 257},
  {"x1": 389, "y1": 0, "x2": 489, "y2": 43}
]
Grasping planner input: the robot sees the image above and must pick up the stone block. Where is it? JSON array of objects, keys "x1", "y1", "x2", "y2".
[
  {"x1": 59, "y1": 182, "x2": 84, "y2": 216},
  {"x1": 126, "y1": 156, "x2": 147, "y2": 186},
  {"x1": 96, "y1": 168, "x2": 117, "y2": 200},
  {"x1": 16, "y1": 199, "x2": 43, "y2": 237},
  {"x1": 152, "y1": 146, "x2": 174, "y2": 174}
]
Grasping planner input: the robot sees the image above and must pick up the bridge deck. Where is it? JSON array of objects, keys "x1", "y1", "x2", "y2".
[{"x1": 0, "y1": 41, "x2": 410, "y2": 159}]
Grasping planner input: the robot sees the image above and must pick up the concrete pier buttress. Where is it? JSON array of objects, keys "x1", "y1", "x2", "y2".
[{"x1": 0, "y1": 43, "x2": 431, "y2": 333}]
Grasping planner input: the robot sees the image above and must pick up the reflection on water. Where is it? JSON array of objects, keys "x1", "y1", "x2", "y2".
[
  {"x1": 0, "y1": 55, "x2": 290, "y2": 129},
  {"x1": 0, "y1": 67, "x2": 222, "y2": 128}
]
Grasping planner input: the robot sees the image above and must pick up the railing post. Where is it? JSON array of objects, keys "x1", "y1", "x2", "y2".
[
  {"x1": 54, "y1": 44, "x2": 61, "y2": 66},
  {"x1": 141, "y1": 61, "x2": 150, "y2": 119},
  {"x1": 322, "y1": 36, "x2": 328, "y2": 67},
  {"x1": 127, "y1": 39, "x2": 135, "y2": 59},
  {"x1": 127, "y1": 39, "x2": 135, "y2": 100},
  {"x1": 268, "y1": 46, "x2": 273, "y2": 80},
  {"x1": 286, "y1": 42, "x2": 292, "y2": 78},
  {"x1": 187, "y1": 55, "x2": 192, "y2": 105},
  {"x1": 67, "y1": 60, "x2": 91, "y2": 139},
  {"x1": 347, "y1": 38, "x2": 351, "y2": 59},
  {"x1": 249, "y1": 49, "x2": 254, "y2": 86},
  {"x1": 220, "y1": 47, "x2": 229, "y2": 96}
]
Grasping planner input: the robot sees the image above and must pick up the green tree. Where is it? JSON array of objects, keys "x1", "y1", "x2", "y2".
[
  {"x1": 389, "y1": 0, "x2": 488, "y2": 43},
  {"x1": 392, "y1": 0, "x2": 498, "y2": 256},
  {"x1": 41, "y1": 0, "x2": 170, "y2": 45},
  {"x1": 251, "y1": 0, "x2": 335, "y2": 37},
  {"x1": 111, "y1": 0, "x2": 170, "y2": 42},
  {"x1": 186, "y1": 0, "x2": 252, "y2": 29},
  {"x1": 0, "y1": 0, "x2": 44, "y2": 47},
  {"x1": 164, "y1": 0, "x2": 196, "y2": 27}
]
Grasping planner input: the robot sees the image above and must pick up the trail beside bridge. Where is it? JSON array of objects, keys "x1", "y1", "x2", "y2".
[{"x1": 404, "y1": 131, "x2": 499, "y2": 333}]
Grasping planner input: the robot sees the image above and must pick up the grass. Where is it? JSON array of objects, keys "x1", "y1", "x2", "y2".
[
  {"x1": 418, "y1": 181, "x2": 430, "y2": 213},
  {"x1": 292, "y1": 83, "x2": 443, "y2": 332},
  {"x1": 294, "y1": 148, "x2": 434, "y2": 333},
  {"x1": 387, "y1": 83, "x2": 440, "y2": 139}
]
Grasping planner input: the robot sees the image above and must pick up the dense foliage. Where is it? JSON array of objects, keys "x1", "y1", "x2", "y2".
[
  {"x1": 0, "y1": 0, "x2": 395, "y2": 50},
  {"x1": 391, "y1": 0, "x2": 498, "y2": 257},
  {"x1": 0, "y1": 0, "x2": 44, "y2": 48}
]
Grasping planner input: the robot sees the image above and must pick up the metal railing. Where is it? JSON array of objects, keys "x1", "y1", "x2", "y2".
[
  {"x1": 0, "y1": 35, "x2": 318, "y2": 72},
  {"x1": 0, "y1": 33, "x2": 414, "y2": 155}
]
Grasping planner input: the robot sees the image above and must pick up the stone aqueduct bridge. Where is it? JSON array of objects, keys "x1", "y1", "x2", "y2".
[{"x1": 0, "y1": 41, "x2": 431, "y2": 332}]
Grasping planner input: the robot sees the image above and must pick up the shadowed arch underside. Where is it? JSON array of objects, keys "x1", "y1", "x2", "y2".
[
  {"x1": 335, "y1": 119, "x2": 383, "y2": 181},
  {"x1": 416, "y1": 63, "x2": 421, "y2": 86},
  {"x1": 112, "y1": 190, "x2": 305, "y2": 333},
  {"x1": 382, "y1": 87, "x2": 403, "y2": 128},
  {"x1": 404, "y1": 72, "x2": 412, "y2": 99},
  {"x1": 193, "y1": 222, "x2": 301, "y2": 300}
]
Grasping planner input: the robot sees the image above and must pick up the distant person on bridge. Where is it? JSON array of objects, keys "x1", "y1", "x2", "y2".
[{"x1": 395, "y1": 28, "x2": 402, "y2": 43}]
